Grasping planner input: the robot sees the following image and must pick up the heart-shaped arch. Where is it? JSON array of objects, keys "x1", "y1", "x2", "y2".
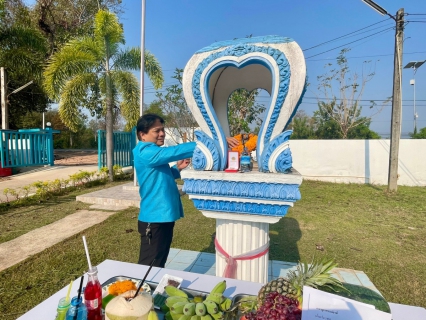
[{"x1": 182, "y1": 35, "x2": 307, "y2": 172}]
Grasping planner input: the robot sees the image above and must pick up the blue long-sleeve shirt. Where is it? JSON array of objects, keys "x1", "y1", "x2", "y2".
[{"x1": 133, "y1": 141, "x2": 196, "y2": 223}]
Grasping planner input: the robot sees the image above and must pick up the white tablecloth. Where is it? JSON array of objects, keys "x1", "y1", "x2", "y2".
[{"x1": 17, "y1": 259, "x2": 426, "y2": 320}]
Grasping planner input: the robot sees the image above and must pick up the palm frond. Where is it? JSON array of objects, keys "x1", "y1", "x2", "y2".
[
  {"x1": 113, "y1": 47, "x2": 140, "y2": 71},
  {"x1": 94, "y1": 10, "x2": 124, "y2": 47},
  {"x1": 112, "y1": 70, "x2": 140, "y2": 128},
  {"x1": 58, "y1": 73, "x2": 97, "y2": 131},
  {"x1": 0, "y1": 26, "x2": 47, "y2": 54},
  {"x1": 44, "y1": 43, "x2": 98, "y2": 100},
  {"x1": 144, "y1": 50, "x2": 164, "y2": 89}
]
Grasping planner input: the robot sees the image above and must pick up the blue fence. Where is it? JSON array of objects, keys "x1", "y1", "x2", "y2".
[
  {"x1": 0, "y1": 128, "x2": 55, "y2": 168},
  {"x1": 98, "y1": 127, "x2": 136, "y2": 170}
]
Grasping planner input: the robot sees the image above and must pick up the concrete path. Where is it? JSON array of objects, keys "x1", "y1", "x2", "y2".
[
  {"x1": 0, "y1": 165, "x2": 98, "y2": 202},
  {"x1": 0, "y1": 209, "x2": 115, "y2": 272}
]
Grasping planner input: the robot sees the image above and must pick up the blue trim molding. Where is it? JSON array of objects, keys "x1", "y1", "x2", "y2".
[
  {"x1": 192, "y1": 199, "x2": 290, "y2": 217},
  {"x1": 260, "y1": 130, "x2": 293, "y2": 173},
  {"x1": 196, "y1": 35, "x2": 294, "y2": 53},
  {"x1": 183, "y1": 179, "x2": 301, "y2": 201}
]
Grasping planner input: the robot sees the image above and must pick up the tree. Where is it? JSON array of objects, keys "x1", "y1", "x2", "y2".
[
  {"x1": 287, "y1": 110, "x2": 316, "y2": 139},
  {"x1": 44, "y1": 10, "x2": 163, "y2": 180},
  {"x1": 410, "y1": 127, "x2": 426, "y2": 139},
  {"x1": 154, "y1": 69, "x2": 197, "y2": 144},
  {"x1": 316, "y1": 48, "x2": 389, "y2": 139},
  {"x1": 0, "y1": 2, "x2": 50, "y2": 129},
  {"x1": 31, "y1": 0, "x2": 123, "y2": 55},
  {"x1": 227, "y1": 88, "x2": 266, "y2": 136}
]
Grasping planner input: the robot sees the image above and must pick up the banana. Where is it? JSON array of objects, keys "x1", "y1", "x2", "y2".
[
  {"x1": 205, "y1": 293, "x2": 222, "y2": 304},
  {"x1": 183, "y1": 302, "x2": 196, "y2": 316},
  {"x1": 171, "y1": 311, "x2": 183, "y2": 320},
  {"x1": 203, "y1": 300, "x2": 219, "y2": 314},
  {"x1": 220, "y1": 298, "x2": 232, "y2": 311},
  {"x1": 190, "y1": 316, "x2": 201, "y2": 320},
  {"x1": 165, "y1": 286, "x2": 189, "y2": 298},
  {"x1": 211, "y1": 311, "x2": 224, "y2": 320},
  {"x1": 148, "y1": 310, "x2": 160, "y2": 320},
  {"x1": 210, "y1": 280, "x2": 226, "y2": 295},
  {"x1": 195, "y1": 302, "x2": 207, "y2": 316},
  {"x1": 201, "y1": 315, "x2": 213, "y2": 320},
  {"x1": 178, "y1": 316, "x2": 192, "y2": 320},
  {"x1": 166, "y1": 296, "x2": 189, "y2": 308},
  {"x1": 172, "y1": 301, "x2": 187, "y2": 314},
  {"x1": 165, "y1": 312, "x2": 173, "y2": 320}
]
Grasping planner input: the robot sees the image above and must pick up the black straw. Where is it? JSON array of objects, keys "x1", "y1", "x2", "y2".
[
  {"x1": 74, "y1": 275, "x2": 84, "y2": 320},
  {"x1": 133, "y1": 259, "x2": 156, "y2": 298}
]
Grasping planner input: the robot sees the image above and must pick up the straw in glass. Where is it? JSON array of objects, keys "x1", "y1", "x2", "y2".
[{"x1": 133, "y1": 259, "x2": 156, "y2": 298}]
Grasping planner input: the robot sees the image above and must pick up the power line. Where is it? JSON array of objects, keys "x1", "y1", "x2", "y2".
[
  {"x1": 303, "y1": 18, "x2": 392, "y2": 51},
  {"x1": 305, "y1": 26, "x2": 396, "y2": 59},
  {"x1": 307, "y1": 50, "x2": 426, "y2": 61}
]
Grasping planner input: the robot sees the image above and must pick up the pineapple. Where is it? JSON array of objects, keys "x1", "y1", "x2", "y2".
[{"x1": 258, "y1": 257, "x2": 347, "y2": 306}]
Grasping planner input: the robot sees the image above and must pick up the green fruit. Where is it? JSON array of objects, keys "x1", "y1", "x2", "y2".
[
  {"x1": 171, "y1": 311, "x2": 183, "y2": 320},
  {"x1": 172, "y1": 301, "x2": 187, "y2": 314},
  {"x1": 205, "y1": 293, "x2": 222, "y2": 304},
  {"x1": 195, "y1": 302, "x2": 206, "y2": 316},
  {"x1": 183, "y1": 303, "x2": 196, "y2": 316},
  {"x1": 178, "y1": 316, "x2": 191, "y2": 320},
  {"x1": 210, "y1": 280, "x2": 226, "y2": 295},
  {"x1": 201, "y1": 315, "x2": 213, "y2": 320},
  {"x1": 165, "y1": 286, "x2": 188, "y2": 298},
  {"x1": 165, "y1": 312, "x2": 173, "y2": 320},
  {"x1": 211, "y1": 311, "x2": 224, "y2": 320},
  {"x1": 220, "y1": 298, "x2": 232, "y2": 311},
  {"x1": 166, "y1": 296, "x2": 189, "y2": 308},
  {"x1": 203, "y1": 300, "x2": 219, "y2": 314},
  {"x1": 190, "y1": 316, "x2": 200, "y2": 320}
]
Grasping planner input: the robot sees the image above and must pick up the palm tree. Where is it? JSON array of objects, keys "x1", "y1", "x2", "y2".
[{"x1": 44, "y1": 10, "x2": 163, "y2": 180}]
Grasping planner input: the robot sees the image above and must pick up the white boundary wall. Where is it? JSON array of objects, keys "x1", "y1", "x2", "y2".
[{"x1": 290, "y1": 139, "x2": 426, "y2": 186}]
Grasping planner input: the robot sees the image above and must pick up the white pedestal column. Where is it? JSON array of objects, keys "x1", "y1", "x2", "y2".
[
  {"x1": 202, "y1": 211, "x2": 282, "y2": 284},
  {"x1": 216, "y1": 218, "x2": 269, "y2": 284}
]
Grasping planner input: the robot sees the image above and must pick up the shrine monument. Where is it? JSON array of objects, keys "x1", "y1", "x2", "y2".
[{"x1": 180, "y1": 35, "x2": 307, "y2": 283}]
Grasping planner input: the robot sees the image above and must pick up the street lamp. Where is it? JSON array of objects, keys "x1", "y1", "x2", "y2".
[
  {"x1": 360, "y1": 0, "x2": 405, "y2": 192},
  {"x1": 404, "y1": 60, "x2": 425, "y2": 133}
]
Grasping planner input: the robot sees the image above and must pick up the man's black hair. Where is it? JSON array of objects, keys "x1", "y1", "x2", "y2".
[{"x1": 136, "y1": 114, "x2": 165, "y2": 134}]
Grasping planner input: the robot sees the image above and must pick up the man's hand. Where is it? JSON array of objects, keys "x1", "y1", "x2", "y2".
[
  {"x1": 226, "y1": 137, "x2": 240, "y2": 148},
  {"x1": 177, "y1": 158, "x2": 191, "y2": 171}
]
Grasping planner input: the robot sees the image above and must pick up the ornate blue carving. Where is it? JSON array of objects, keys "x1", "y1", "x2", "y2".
[
  {"x1": 183, "y1": 179, "x2": 301, "y2": 201},
  {"x1": 275, "y1": 149, "x2": 293, "y2": 173},
  {"x1": 192, "y1": 147, "x2": 207, "y2": 171},
  {"x1": 196, "y1": 35, "x2": 294, "y2": 53},
  {"x1": 259, "y1": 130, "x2": 293, "y2": 172},
  {"x1": 192, "y1": 44, "x2": 291, "y2": 171},
  {"x1": 192, "y1": 199, "x2": 290, "y2": 217},
  {"x1": 192, "y1": 131, "x2": 221, "y2": 171}
]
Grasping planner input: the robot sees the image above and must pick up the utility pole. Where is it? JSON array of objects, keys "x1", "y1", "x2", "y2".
[
  {"x1": 388, "y1": 8, "x2": 404, "y2": 192},
  {"x1": 1, "y1": 67, "x2": 8, "y2": 130}
]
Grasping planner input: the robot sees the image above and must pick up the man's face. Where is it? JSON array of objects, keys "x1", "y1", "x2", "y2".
[{"x1": 140, "y1": 119, "x2": 165, "y2": 146}]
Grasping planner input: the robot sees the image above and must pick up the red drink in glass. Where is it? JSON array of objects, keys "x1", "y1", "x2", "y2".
[{"x1": 84, "y1": 267, "x2": 102, "y2": 320}]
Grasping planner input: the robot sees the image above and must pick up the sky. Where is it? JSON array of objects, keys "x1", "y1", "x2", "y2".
[{"x1": 117, "y1": 0, "x2": 426, "y2": 138}]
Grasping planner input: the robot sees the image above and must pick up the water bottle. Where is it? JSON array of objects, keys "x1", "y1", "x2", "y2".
[
  {"x1": 55, "y1": 297, "x2": 70, "y2": 320},
  {"x1": 65, "y1": 296, "x2": 87, "y2": 320},
  {"x1": 240, "y1": 147, "x2": 252, "y2": 172}
]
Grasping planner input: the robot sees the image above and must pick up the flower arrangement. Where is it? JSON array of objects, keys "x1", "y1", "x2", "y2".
[{"x1": 232, "y1": 133, "x2": 258, "y2": 154}]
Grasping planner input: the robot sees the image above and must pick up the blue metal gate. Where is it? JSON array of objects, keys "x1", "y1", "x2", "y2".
[
  {"x1": 0, "y1": 128, "x2": 55, "y2": 168},
  {"x1": 98, "y1": 127, "x2": 136, "y2": 170}
]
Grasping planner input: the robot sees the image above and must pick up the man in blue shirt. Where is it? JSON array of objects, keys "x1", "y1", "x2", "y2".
[{"x1": 133, "y1": 114, "x2": 196, "y2": 267}]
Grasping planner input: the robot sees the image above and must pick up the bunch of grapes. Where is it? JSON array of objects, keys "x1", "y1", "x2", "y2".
[{"x1": 244, "y1": 292, "x2": 301, "y2": 320}]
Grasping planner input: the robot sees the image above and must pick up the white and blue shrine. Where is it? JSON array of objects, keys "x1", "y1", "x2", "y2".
[{"x1": 180, "y1": 36, "x2": 307, "y2": 283}]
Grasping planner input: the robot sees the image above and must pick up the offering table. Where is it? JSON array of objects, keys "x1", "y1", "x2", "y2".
[{"x1": 17, "y1": 259, "x2": 426, "y2": 320}]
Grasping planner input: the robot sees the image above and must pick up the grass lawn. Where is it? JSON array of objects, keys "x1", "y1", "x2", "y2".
[{"x1": 0, "y1": 180, "x2": 425, "y2": 319}]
